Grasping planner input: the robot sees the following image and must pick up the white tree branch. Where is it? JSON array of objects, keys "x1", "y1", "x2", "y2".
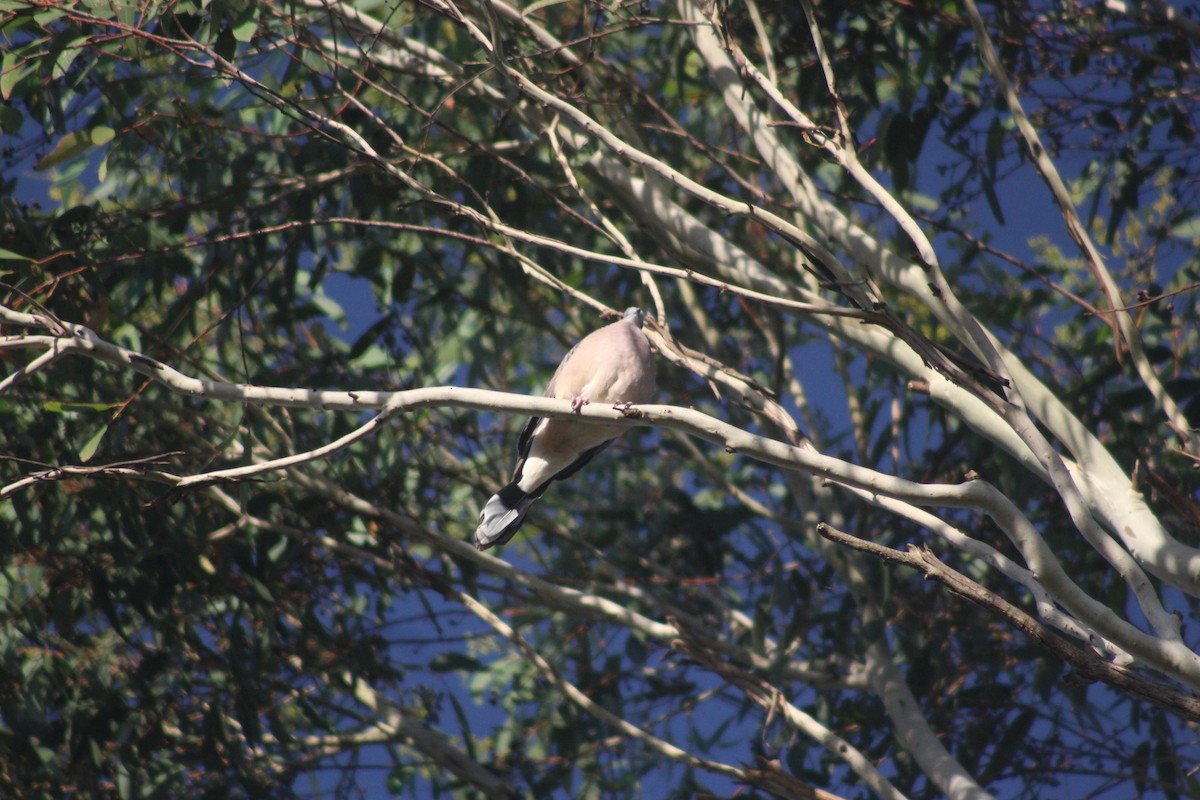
[
  {"x1": 334, "y1": 673, "x2": 519, "y2": 798},
  {"x1": 4, "y1": 302, "x2": 1196, "y2": 691},
  {"x1": 456, "y1": 590, "x2": 763, "y2": 788},
  {"x1": 962, "y1": 0, "x2": 1196, "y2": 457},
  {"x1": 676, "y1": 0, "x2": 1196, "y2": 623},
  {"x1": 292, "y1": 0, "x2": 1198, "y2": 609}
]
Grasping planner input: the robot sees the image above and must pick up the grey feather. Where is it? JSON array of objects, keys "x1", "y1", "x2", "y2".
[{"x1": 474, "y1": 308, "x2": 656, "y2": 550}]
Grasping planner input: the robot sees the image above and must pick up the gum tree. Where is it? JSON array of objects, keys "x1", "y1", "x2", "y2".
[{"x1": 2, "y1": 1, "x2": 1199, "y2": 798}]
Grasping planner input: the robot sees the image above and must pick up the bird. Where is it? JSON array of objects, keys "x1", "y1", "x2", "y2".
[{"x1": 474, "y1": 307, "x2": 657, "y2": 550}]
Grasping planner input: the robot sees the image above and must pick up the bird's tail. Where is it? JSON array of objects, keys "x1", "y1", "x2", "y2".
[{"x1": 474, "y1": 482, "x2": 538, "y2": 550}]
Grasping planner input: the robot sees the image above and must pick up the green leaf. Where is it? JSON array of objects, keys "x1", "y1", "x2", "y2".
[
  {"x1": 0, "y1": 248, "x2": 32, "y2": 262},
  {"x1": 429, "y1": 652, "x2": 483, "y2": 673},
  {"x1": 247, "y1": 576, "x2": 276, "y2": 604},
  {"x1": 90, "y1": 125, "x2": 115, "y2": 146},
  {"x1": 310, "y1": 293, "x2": 346, "y2": 325},
  {"x1": 33, "y1": 8, "x2": 64, "y2": 25},
  {"x1": 43, "y1": 401, "x2": 116, "y2": 413},
  {"x1": 231, "y1": 4, "x2": 259, "y2": 42},
  {"x1": 266, "y1": 535, "x2": 289, "y2": 563},
  {"x1": 35, "y1": 131, "x2": 93, "y2": 171},
  {"x1": 115, "y1": 763, "x2": 132, "y2": 800},
  {"x1": 1170, "y1": 216, "x2": 1200, "y2": 240},
  {"x1": 349, "y1": 343, "x2": 389, "y2": 369},
  {"x1": 982, "y1": 176, "x2": 1006, "y2": 226},
  {"x1": 51, "y1": 35, "x2": 86, "y2": 81},
  {"x1": 78, "y1": 423, "x2": 108, "y2": 462},
  {"x1": 0, "y1": 52, "x2": 30, "y2": 100}
]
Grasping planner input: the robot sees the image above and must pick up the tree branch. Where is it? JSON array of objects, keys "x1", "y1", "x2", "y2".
[
  {"x1": 817, "y1": 523, "x2": 1200, "y2": 723},
  {"x1": 4, "y1": 300, "x2": 1197, "y2": 691},
  {"x1": 963, "y1": 0, "x2": 1196, "y2": 457}
]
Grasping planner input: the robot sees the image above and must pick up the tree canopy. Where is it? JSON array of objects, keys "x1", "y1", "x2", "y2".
[{"x1": 2, "y1": 1, "x2": 1199, "y2": 798}]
